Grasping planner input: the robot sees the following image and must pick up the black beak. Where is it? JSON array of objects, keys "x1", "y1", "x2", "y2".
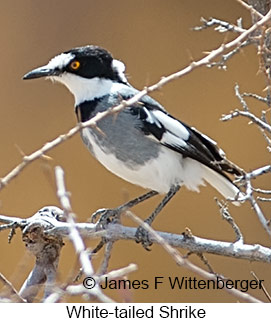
[{"x1": 23, "y1": 66, "x2": 60, "y2": 80}]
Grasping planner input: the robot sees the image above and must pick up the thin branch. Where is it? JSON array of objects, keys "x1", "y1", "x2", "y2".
[
  {"x1": 246, "y1": 165, "x2": 271, "y2": 179},
  {"x1": 194, "y1": 17, "x2": 246, "y2": 33},
  {"x1": 102, "y1": 223, "x2": 271, "y2": 263},
  {"x1": 97, "y1": 241, "x2": 115, "y2": 276},
  {"x1": 260, "y1": 128, "x2": 271, "y2": 151},
  {"x1": 257, "y1": 196, "x2": 271, "y2": 201},
  {"x1": 96, "y1": 263, "x2": 138, "y2": 287},
  {"x1": 250, "y1": 194, "x2": 271, "y2": 235},
  {"x1": 45, "y1": 263, "x2": 138, "y2": 303},
  {"x1": 0, "y1": 272, "x2": 26, "y2": 302},
  {"x1": 125, "y1": 211, "x2": 262, "y2": 303},
  {"x1": 254, "y1": 187, "x2": 271, "y2": 194},
  {"x1": 257, "y1": 196, "x2": 271, "y2": 202},
  {"x1": 215, "y1": 198, "x2": 244, "y2": 242},
  {"x1": 1, "y1": 9, "x2": 271, "y2": 191},
  {"x1": 236, "y1": 0, "x2": 264, "y2": 19},
  {"x1": 235, "y1": 84, "x2": 249, "y2": 111},
  {"x1": 237, "y1": 166, "x2": 271, "y2": 237},
  {"x1": 207, "y1": 40, "x2": 252, "y2": 69},
  {"x1": 54, "y1": 166, "x2": 114, "y2": 303},
  {"x1": 221, "y1": 109, "x2": 271, "y2": 132},
  {"x1": 1, "y1": 212, "x2": 271, "y2": 263},
  {"x1": 243, "y1": 92, "x2": 269, "y2": 103},
  {"x1": 251, "y1": 270, "x2": 271, "y2": 302},
  {"x1": 191, "y1": 253, "x2": 216, "y2": 274}
]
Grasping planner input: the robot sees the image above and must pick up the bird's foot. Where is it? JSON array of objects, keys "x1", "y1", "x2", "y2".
[
  {"x1": 90, "y1": 207, "x2": 120, "y2": 230},
  {"x1": 135, "y1": 223, "x2": 153, "y2": 251}
]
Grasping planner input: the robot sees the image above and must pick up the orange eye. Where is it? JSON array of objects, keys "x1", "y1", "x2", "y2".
[{"x1": 70, "y1": 60, "x2": 80, "y2": 70}]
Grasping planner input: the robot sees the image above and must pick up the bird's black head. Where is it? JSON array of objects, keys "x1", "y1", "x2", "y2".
[
  {"x1": 23, "y1": 45, "x2": 127, "y2": 83},
  {"x1": 23, "y1": 45, "x2": 128, "y2": 105},
  {"x1": 23, "y1": 45, "x2": 126, "y2": 82},
  {"x1": 63, "y1": 46, "x2": 124, "y2": 80}
]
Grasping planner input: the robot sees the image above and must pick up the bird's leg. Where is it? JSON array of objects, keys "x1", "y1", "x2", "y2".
[
  {"x1": 135, "y1": 184, "x2": 180, "y2": 250},
  {"x1": 90, "y1": 190, "x2": 159, "y2": 228}
]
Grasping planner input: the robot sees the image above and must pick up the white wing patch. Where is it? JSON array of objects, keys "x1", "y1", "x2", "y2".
[
  {"x1": 143, "y1": 107, "x2": 162, "y2": 128},
  {"x1": 153, "y1": 110, "x2": 189, "y2": 140},
  {"x1": 143, "y1": 109, "x2": 190, "y2": 148},
  {"x1": 160, "y1": 131, "x2": 187, "y2": 148}
]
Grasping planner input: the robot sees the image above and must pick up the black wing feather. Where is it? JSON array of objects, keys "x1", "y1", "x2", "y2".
[{"x1": 128, "y1": 96, "x2": 241, "y2": 179}]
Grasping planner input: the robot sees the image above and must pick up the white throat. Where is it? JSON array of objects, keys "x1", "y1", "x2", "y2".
[{"x1": 51, "y1": 74, "x2": 126, "y2": 106}]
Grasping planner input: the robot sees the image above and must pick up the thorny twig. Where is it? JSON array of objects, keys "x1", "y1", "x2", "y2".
[
  {"x1": 222, "y1": 83, "x2": 271, "y2": 237},
  {"x1": 54, "y1": 166, "x2": 114, "y2": 303},
  {"x1": 97, "y1": 241, "x2": 115, "y2": 276},
  {"x1": 193, "y1": 17, "x2": 246, "y2": 33},
  {"x1": 194, "y1": 17, "x2": 252, "y2": 69},
  {"x1": 237, "y1": 0, "x2": 264, "y2": 20},
  {"x1": 239, "y1": 167, "x2": 271, "y2": 237},
  {"x1": 125, "y1": 211, "x2": 262, "y2": 303},
  {"x1": 215, "y1": 198, "x2": 243, "y2": 242},
  {"x1": 221, "y1": 85, "x2": 271, "y2": 132},
  {"x1": 243, "y1": 92, "x2": 269, "y2": 104},
  {"x1": 251, "y1": 270, "x2": 271, "y2": 302},
  {"x1": 0, "y1": 273, "x2": 26, "y2": 302},
  {"x1": 221, "y1": 109, "x2": 271, "y2": 132},
  {"x1": 45, "y1": 263, "x2": 138, "y2": 303},
  {"x1": 207, "y1": 40, "x2": 252, "y2": 70},
  {"x1": 185, "y1": 251, "x2": 216, "y2": 274},
  {"x1": 1, "y1": 209, "x2": 271, "y2": 264}
]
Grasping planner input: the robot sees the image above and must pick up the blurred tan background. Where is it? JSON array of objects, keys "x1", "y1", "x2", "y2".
[{"x1": 0, "y1": 0, "x2": 270, "y2": 302}]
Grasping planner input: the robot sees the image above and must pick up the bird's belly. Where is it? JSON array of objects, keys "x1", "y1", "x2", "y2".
[
  {"x1": 81, "y1": 128, "x2": 181, "y2": 192},
  {"x1": 81, "y1": 128, "x2": 206, "y2": 193}
]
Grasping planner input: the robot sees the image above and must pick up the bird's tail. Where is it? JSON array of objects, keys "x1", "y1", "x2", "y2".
[{"x1": 202, "y1": 165, "x2": 242, "y2": 206}]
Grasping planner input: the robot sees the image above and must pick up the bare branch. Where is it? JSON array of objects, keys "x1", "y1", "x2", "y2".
[
  {"x1": 194, "y1": 17, "x2": 246, "y2": 33},
  {"x1": 235, "y1": 84, "x2": 249, "y2": 111},
  {"x1": 206, "y1": 40, "x2": 252, "y2": 70},
  {"x1": 237, "y1": 0, "x2": 264, "y2": 19},
  {"x1": 1, "y1": 210, "x2": 271, "y2": 264},
  {"x1": 245, "y1": 165, "x2": 271, "y2": 179},
  {"x1": 97, "y1": 241, "x2": 115, "y2": 276},
  {"x1": 243, "y1": 92, "x2": 269, "y2": 103},
  {"x1": 0, "y1": 272, "x2": 26, "y2": 302},
  {"x1": 257, "y1": 196, "x2": 271, "y2": 201},
  {"x1": 18, "y1": 206, "x2": 65, "y2": 302},
  {"x1": 221, "y1": 109, "x2": 271, "y2": 132},
  {"x1": 254, "y1": 187, "x2": 271, "y2": 194},
  {"x1": 54, "y1": 166, "x2": 114, "y2": 303},
  {"x1": 215, "y1": 198, "x2": 244, "y2": 242},
  {"x1": 103, "y1": 223, "x2": 271, "y2": 263},
  {"x1": 125, "y1": 211, "x2": 262, "y2": 303},
  {"x1": 45, "y1": 263, "x2": 138, "y2": 303},
  {"x1": 251, "y1": 270, "x2": 271, "y2": 302},
  {"x1": 260, "y1": 128, "x2": 271, "y2": 151},
  {"x1": 236, "y1": 166, "x2": 271, "y2": 237}
]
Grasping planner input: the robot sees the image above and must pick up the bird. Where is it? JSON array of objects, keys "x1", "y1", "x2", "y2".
[{"x1": 23, "y1": 45, "x2": 243, "y2": 248}]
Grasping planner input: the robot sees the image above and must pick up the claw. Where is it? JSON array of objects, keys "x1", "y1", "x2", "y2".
[
  {"x1": 135, "y1": 225, "x2": 153, "y2": 251},
  {"x1": 90, "y1": 208, "x2": 120, "y2": 229}
]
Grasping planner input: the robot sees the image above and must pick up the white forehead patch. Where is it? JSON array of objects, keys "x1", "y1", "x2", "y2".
[
  {"x1": 47, "y1": 52, "x2": 75, "y2": 70},
  {"x1": 112, "y1": 59, "x2": 128, "y2": 83}
]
